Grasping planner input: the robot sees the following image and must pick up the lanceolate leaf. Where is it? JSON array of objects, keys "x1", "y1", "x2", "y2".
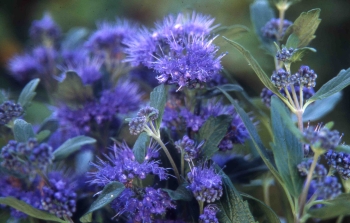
[
  {"x1": 287, "y1": 47, "x2": 316, "y2": 63},
  {"x1": 216, "y1": 173, "x2": 257, "y2": 223},
  {"x1": 150, "y1": 84, "x2": 167, "y2": 129},
  {"x1": 13, "y1": 119, "x2": 35, "y2": 142},
  {"x1": 0, "y1": 197, "x2": 67, "y2": 223},
  {"x1": 307, "y1": 194, "x2": 350, "y2": 220},
  {"x1": 17, "y1": 78, "x2": 40, "y2": 109},
  {"x1": 304, "y1": 68, "x2": 350, "y2": 109},
  {"x1": 240, "y1": 192, "x2": 280, "y2": 223},
  {"x1": 80, "y1": 182, "x2": 125, "y2": 222},
  {"x1": 53, "y1": 136, "x2": 96, "y2": 161},
  {"x1": 285, "y1": 9, "x2": 321, "y2": 48},
  {"x1": 163, "y1": 184, "x2": 193, "y2": 202},
  {"x1": 222, "y1": 37, "x2": 290, "y2": 107},
  {"x1": 198, "y1": 115, "x2": 232, "y2": 159},
  {"x1": 199, "y1": 84, "x2": 243, "y2": 99},
  {"x1": 132, "y1": 132, "x2": 149, "y2": 163},
  {"x1": 214, "y1": 25, "x2": 249, "y2": 40},
  {"x1": 250, "y1": 0, "x2": 276, "y2": 55},
  {"x1": 271, "y1": 96, "x2": 303, "y2": 198}
]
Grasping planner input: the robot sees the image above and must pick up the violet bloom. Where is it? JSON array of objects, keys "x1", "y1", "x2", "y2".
[
  {"x1": 111, "y1": 187, "x2": 176, "y2": 222},
  {"x1": 307, "y1": 176, "x2": 341, "y2": 208},
  {"x1": 125, "y1": 12, "x2": 225, "y2": 90},
  {"x1": 88, "y1": 142, "x2": 167, "y2": 187},
  {"x1": 325, "y1": 150, "x2": 350, "y2": 180},
  {"x1": 29, "y1": 13, "x2": 61, "y2": 45},
  {"x1": 187, "y1": 164, "x2": 223, "y2": 203},
  {"x1": 174, "y1": 135, "x2": 204, "y2": 161},
  {"x1": 8, "y1": 53, "x2": 43, "y2": 82},
  {"x1": 303, "y1": 125, "x2": 342, "y2": 151},
  {"x1": 199, "y1": 205, "x2": 219, "y2": 223},
  {"x1": 0, "y1": 101, "x2": 23, "y2": 125},
  {"x1": 261, "y1": 18, "x2": 292, "y2": 40}
]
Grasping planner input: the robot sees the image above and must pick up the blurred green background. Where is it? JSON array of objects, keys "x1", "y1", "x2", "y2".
[{"x1": 0, "y1": 0, "x2": 350, "y2": 142}]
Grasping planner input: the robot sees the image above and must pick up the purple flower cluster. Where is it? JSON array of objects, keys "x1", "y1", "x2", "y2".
[
  {"x1": 325, "y1": 150, "x2": 350, "y2": 180},
  {"x1": 187, "y1": 164, "x2": 223, "y2": 203},
  {"x1": 41, "y1": 171, "x2": 77, "y2": 218},
  {"x1": 303, "y1": 125, "x2": 342, "y2": 151},
  {"x1": 125, "y1": 12, "x2": 225, "y2": 90},
  {"x1": 29, "y1": 13, "x2": 61, "y2": 44},
  {"x1": 276, "y1": 47, "x2": 294, "y2": 62},
  {"x1": 111, "y1": 187, "x2": 176, "y2": 222},
  {"x1": 1, "y1": 138, "x2": 53, "y2": 175},
  {"x1": 128, "y1": 106, "x2": 159, "y2": 135},
  {"x1": 199, "y1": 205, "x2": 219, "y2": 223},
  {"x1": 0, "y1": 101, "x2": 23, "y2": 125},
  {"x1": 297, "y1": 159, "x2": 327, "y2": 179},
  {"x1": 261, "y1": 18, "x2": 292, "y2": 40},
  {"x1": 295, "y1": 65, "x2": 318, "y2": 88},
  {"x1": 88, "y1": 143, "x2": 167, "y2": 187},
  {"x1": 307, "y1": 176, "x2": 342, "y2": 207},
  {"x1": 174, "y1": 135, "x2": 204, "y2": 161}
]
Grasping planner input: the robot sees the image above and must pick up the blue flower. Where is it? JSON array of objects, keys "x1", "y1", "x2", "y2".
[
  {"x1": 199, "y1": 205, "x2": 219, "y2": 223},
  {"x1": 325, "y1": 150, "x2": 350, "y2": 180},
  {"x1": 29, "y1": 13, "x2": 61, "y2": 45},
  {"x1": 0, "y1": 101, "x2": 23, "y2": 125},
  {"x1": 261, "y1": 18, "x2": 292, "y2": 40}
]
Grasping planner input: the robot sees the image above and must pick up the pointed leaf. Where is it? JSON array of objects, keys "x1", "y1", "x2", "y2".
[
  {"x1": 307, "y1": 194, "x2": 350, "y2": 220},
  {"x1": 0, "y1": 197, "x2": 66, "y2": 223},
  {"x1": 271, "y1": 96, "x2": 303, "y2": 198},
  {"x1": 285, "y1": 9, "x2": 321, "y2": 48},
  {"x1": 13, "y1": 119, "x2": 35, "y2": 142},
  {"x1": 37, "y1": 118, "x2": 59, "y2": 134},
  {"x1": 286, "y1": 47, "x2": 316, "y2": 63},
  {"x1": 240, "y1": 192, "x2": 280, "y2": 223},
  {"x1": 304, "y1": 68, "x2": 350, "y2": 108},
  {"x1": 334, "y1": 144, "x2": 350, "y2": 154},
  {"x1": 80, "y1": 181, "x2": 125, "y2": 222},
  {"x1": 0, "y1": 91, "x2": 6, "y2": 104},
  {"x1": 217, "y1": 87, "x2": 283, "y2": 184},
  {"x1": 214, "y1": 25, "x2": 249, "y2": 40},
  {"x1": 36, "y1": 130, "x2": 51, "y2": 142},
  {"x1": 150, "y1": 84, "x2": 167, "y2": 129},
  {"x1": 17, "y1": 79, "x2": 40, "y2": 109},
  {"x1": 132, "y1": 132, "x2": 149, "y2": 163},
  {"x1": 222, "y1": 37, "x2": 290, "y2": 106},
  {"x1": 62, "y1": 27, "x2": 89, "y2": 49},
  {"x1": 198, "y1": 115, "x2": 232, "y2": 158},
  {"x1": 250, "y1": 0, "x2": 276, "y2": 55},
  {"x1": 216, "y1": 173, "x2": 257, "y2": 223},
  {"x1": 53, "y1": 136, "x2": 96, "y2": 161},
  {"x1": 199, "y1": 84, "x2": 243, "y2": 99},
  {"x1": 163, "y1": 184, "x2": 193, "y2": 202}
]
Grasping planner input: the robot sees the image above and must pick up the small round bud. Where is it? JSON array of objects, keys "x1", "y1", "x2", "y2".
[
  {"x1": 271, "y1": 69, "x2": 290, "y2": 89},
  {"x1": 276, "y1": 47, "x2": 294, "y2": 62},
  {"x1": 303, "y1": 125, "x2": 342, "y2": 151},
  {"x1": 296, "y1": 65, "x2": 317, "y2": 88},
  {"x1": 325, "y1": 150, "x2": 350, "y2": 180},
  {"x1": 137, "y1": 106, "x2": 159, "y2": 121},
  {"x1": 128, "y1": 116, "x2": 147, "y2": 135},
  {"x1": 297, "y1": 159, "x2": 327, "y2": 179},
  {"x1": 0, "y1": 101, "x2": 23, "y2": 125},
  {"x1": 199, "y1": 205, "x2": 219, "y2": 223}
]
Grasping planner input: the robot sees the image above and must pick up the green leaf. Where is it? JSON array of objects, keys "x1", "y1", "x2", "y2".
[
  {"x1": 216, "y1": 174, "x2": 257, "y2": 223},
  {"x1": 36, "y1": 130, "x2": 51, "y2": 142},
  {"x1": 80, "y1": 181, "x2": 125, "y2": 222},
  {"x1": 163, "y1": 184, "x2": 193, "y2": 201},
  {"x1": 132, "y1": 132, "x2": 149, "y2": 163},
  {"x1": 198, "y1": 115, "x2": 232, "y2": 158},
  {"x1": 250, "y1": 0, "x2": 276, "y2": 55},
  {"x1": 304, "y1": 68, "x2": 350, "y2": 109},
  {"x1": 0, "y1": 90, "x2": 6, "y2": 104},
  {"x1": 13, "y1": 119, "x2": 35, "y2": 142},
  {"x1": 199, "y1": 84, "x2": 243, "y2": 99},
  {"x1": 150, "y1": 84, "x2": 167, "y2": 129},
  {"x1": 37, "y1": 118, "x2": 59, "y2": 134},
  {"x1": 240, "y1": 192, "x2": 280, "y2": 223},
  {"x1": 271, "y1": 96, "x2": 303, "y2": 198},
  {"x1": 286, "y1": 47, "x2": 316, "y2": 63},
  {"x1": 334, "y1": 144, "x2": 350, "y2": 154},
  {"x1": 307, "y1": 194, "x2": 350, "y2": 220},
  {"x1": 222, "y1": 37, "x2": 290, "y2": 106},
  {"x1": 53, "y1": 136, "x2": 96, "y2": 161},
  {"x1": 17, "y1": 78, "x2": 40, "y2": 109},
  {"x1": 217, "y1": 87, "x2": 283, "y2": 185},
  {"x1": 55, "y1": 71, "x2": 93, "y2": 106},
  {"x1": 214, "y1": 25, "x2": 249, "y2": 40},
  {"x1": 62, "y1": 27, "x2": 89, "y2": 49},
  {"x1": 285, "y1": 9, "x2": 321, "y2": 48},
  {"x1": 303, "y1": 92, "x2": 342, "y2": 122},
  {"x1": 0, "y1": 197, "x2": 67, "y2": 223}
]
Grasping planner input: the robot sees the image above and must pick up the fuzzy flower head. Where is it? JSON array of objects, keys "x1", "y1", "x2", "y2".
[
  {"x1": 296, "y1": 65, "x2": 318, "y2": 88},
  {"x1": 88, "y1": 142, "x2": 167, "y2": 187},
  {"x1": 303, "y1": 124, "x2": 342, "y2": 151},
  {"x1": 8, "y1": 53, "x2": 43, "y2": 82},
  {"x1": 187, "y1": 164, "x2": 223, "y2": 203},
  {"x1": 261, "y1": 18, "x2": 292, "y2": 40},
  {"x1": 297, "y1": 159, "x2": 327, "y2": 180},
  {"x1": 325, "y1": 150, "x2": 350, "y2": 180},
  {"x1": 128, "y1": 106, "x2": 159, "y2": 135},
  {"x1": 307, "y1": 176, "x2": 342, "y2": 208},
  {"x1": 0, "y1": 101, "x2": 23, "y2": 125},
  {"x1": 174, "y1": 135, "x2": 204, "y2": 161},
  {"x1": 199, "y1": 205, "x2": 219, "y2": 223},
  {"x1": 111, "y1": 187, "x2": 176, "y2": 222},
  {"x1": 29, "y1": 13, "x2": 61, "y2": 45},
  {"x1": 41, "y1": 171, "x2": 77, "y2": 218}
]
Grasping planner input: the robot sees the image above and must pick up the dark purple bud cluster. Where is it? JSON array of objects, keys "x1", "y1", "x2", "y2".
[
  {"x1": 137, "y1": 106, "x2": 159, "y2": 121},
  {"x1": 260, "y1": 86, "x2": 315, "y2": 107},
  {"x1": 111, "y1": 187, "x2": 176, "y2": 222},
  {"x1": 174, "y1": 135, "x2": 204, "y2": 161},
  {"x1": 307, "y1": 176, "x2": 342, "y2": 208},
  {"x1": 261, "y1": 18, "x2": 292, "y2": 40},
  {"x1": 297, "y1": 159, "x2": 327, "y2": 179},
  {"x1": 295, "y1": 65, "x2": 317, "y2": 88},
  {"x1": 29, "y1": 13, "x2": 61, "y2": 44},
  {"x1": 325, "y1": 150, "x2": 350, "y2": 180},
  {"x1": 41, "y1": 171, "x2": 77, "y2": 218},
  {"x1": 271, "y1": 69, "x2": 292, "y2": 89},
  {"x1": 0, "y1": 101, "x2": 23, "y2": 125},
  {"x1": 88, "y1": 143, "x2": 167, "y2": 187},
  {"x1": 129, "y1": 106, "x2": 159, "y2": 135},
  {"x1": 199, "y1": 205, "x2": 219, "y2": 223},
  {"x1": 276, "y1": 47, "x2": 294, "y2": 62},
  {"x1": 187, "y1": 165, "x2": 223, "y2": 203},
  {"x1": 303, "y1": 125, "x2": 342, "y2": 151},
  {"x1": 1, "y1": 138, "x2": 53, "y2": 175}
]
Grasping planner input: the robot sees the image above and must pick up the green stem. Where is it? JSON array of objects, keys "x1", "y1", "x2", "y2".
[
  {"x1": 336, "y1": 215, "x2": 344, "y2": 223},
  {"x1": 278, "y1": 6, "x2": 286, "y2": 40},
  {"x1": 262, "y1": 177, "x2": 271, "y2": 206},
  {"x1": 296, "y1": 110, "x2": 304, "y2": 132},
  {"x1": 199, "y1": 201, "x2": 204, "y2": 215},
  {"x1": 181, "y1": 151, "x2": 185, "y2": 177},
  {"x1": 290, "y1": 85, "x2": 300, "y2": 110},
  {"x1": 284, "y1": 87, "x2": 296, "y2": 108},
  {"x1": 299, "y1": 84, "x2": 304, "y2": 109}
]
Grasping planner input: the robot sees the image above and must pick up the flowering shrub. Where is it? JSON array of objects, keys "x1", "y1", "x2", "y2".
[{"x1": 1, "y1": 1, "x2": 350, "y2": 223}]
